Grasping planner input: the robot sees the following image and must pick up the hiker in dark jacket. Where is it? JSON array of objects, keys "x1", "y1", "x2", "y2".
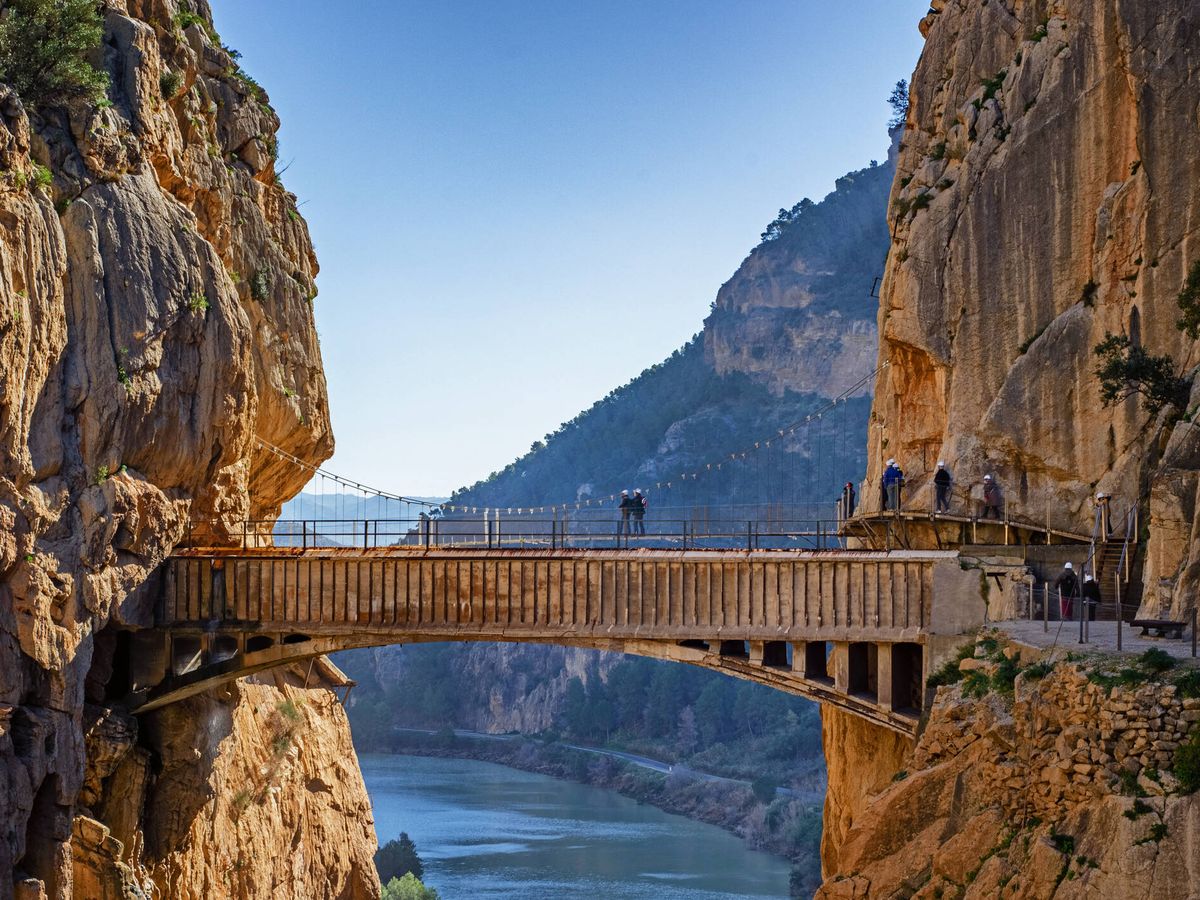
[
  {"x1": 632, "y1": 489, "x2": 647, "y2": 535},
  {"x1": 934, "y1": 461, "x2": 952, "y2": 513},
  {"x1": 617, "y1": 490, "x2": 635, "y2": 536},
  {"x1": 883, "y1": 459, "x2": 904, "y2": 510},
  {"x1": 1054, "y1": 562, "x2": 1079, "y2": 619},
  {"x1": 982, "y1": 474, "x2": 1002, "y2": 519},
  {"x1": 1081, "y1": 573, "x2": 1102, "y2": 620},
  {"x1": 840, "y1": 482, "x2": 856, "y2": 521}
]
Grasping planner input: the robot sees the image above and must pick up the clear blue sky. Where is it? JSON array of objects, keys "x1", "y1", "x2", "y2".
[{"x1": 210, "y1": 1, "x2": 929, "y2": 496}]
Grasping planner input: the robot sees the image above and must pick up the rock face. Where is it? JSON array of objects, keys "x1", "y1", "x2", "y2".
[
  {"x1": 866, "y1": 0, "x2": 1200, "y2": 619},
  {"x1": 705, "y1": 150, "x2": 895, "y2": 399},
  {"x1": 0, "y1": 2, "x2": 374, "y2": 898},
  {"x1": 818, "y1": 644, "x2": 1200, "y2": 898}
]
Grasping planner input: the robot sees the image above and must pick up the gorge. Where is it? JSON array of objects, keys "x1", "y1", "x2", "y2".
[{"x1": 4, "y1": 1, "x2": 1200, "y2": 899}]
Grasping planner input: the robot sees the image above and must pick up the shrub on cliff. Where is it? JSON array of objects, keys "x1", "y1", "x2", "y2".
[
  {"x1": 1174, "y1": 732, "x2": 1200, "y2": 794},
  {"x1": 0, "y1": 0, "x2": 108, "y2": 108},
  {"x1": 1093, "y1": 333, "x2": 1189, "y2": 416}
]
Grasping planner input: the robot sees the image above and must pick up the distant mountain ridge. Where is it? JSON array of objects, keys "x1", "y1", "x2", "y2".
[{"x1": 447, "y1": 141, "x2": 896, "y2": 513}]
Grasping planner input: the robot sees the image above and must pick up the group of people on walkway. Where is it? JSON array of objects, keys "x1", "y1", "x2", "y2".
[
  {"x1": 616, "y1": 489, "x2": 647, "y2": 535},
  {"x1": 1051, "y1": 560, "x2": 1103, "y2": 619},
  {"x1": 879, "y1": 459, "x2": 1004, "y2": 518}
]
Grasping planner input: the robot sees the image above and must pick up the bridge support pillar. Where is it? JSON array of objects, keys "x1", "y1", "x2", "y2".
[
  {"x1": 748, "y1": 641, "x2": 764, "y2": 665},
  {"x1": 832, "y1": 642, "x2": 850, "y2": 694},
  {"x1": 790, "y1": 641, "x2": 806, "y2": 675},
  {"x1": 876, "y1": 643, "x2": 894, "y2": 709},
  {"x1": 129, "y1": 631, "x2": 170, "y2": 692}
]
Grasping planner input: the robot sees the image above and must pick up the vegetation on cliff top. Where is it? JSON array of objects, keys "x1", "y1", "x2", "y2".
[{"x1": 0, "y1": 0, "x2": 108, "y2": 107}]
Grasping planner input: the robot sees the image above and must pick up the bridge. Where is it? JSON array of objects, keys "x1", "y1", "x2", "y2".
[{"x1": 128, "y1": 543, "x2": 987, "y2": 736}]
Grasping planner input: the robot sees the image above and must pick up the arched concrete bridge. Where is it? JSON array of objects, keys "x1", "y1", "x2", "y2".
[{"x1": 129, "y1": 546, "x2": 987, "y2": 735}]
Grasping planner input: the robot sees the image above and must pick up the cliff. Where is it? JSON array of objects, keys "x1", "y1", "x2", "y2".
[
  {"x1": 866, "y1": 0, "x2": 1200, "y2": 620},
  {"x1": 817, "y1": 636, "x2": 1200, "y2": 898},
  {"x1": 0, "y1": 2, "x2": 374, "y2": 897}
]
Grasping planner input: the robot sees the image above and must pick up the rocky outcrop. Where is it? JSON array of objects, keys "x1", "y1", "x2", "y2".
[
  {"x1": 0, "y1": 2, "x2": 372, "y2": 898},
  {"x1": 817, "y1": 641, "x2": 1200, "y2": 898},
  {"x1": 705, "y1": 150, "x2": 895, "y2": 399},
  {"x1": 866, "y1": 0, "x2": 1200, "y2": 619},
  {"x1": 818, "y1": 706, "x2": 911, "y2": 879}
]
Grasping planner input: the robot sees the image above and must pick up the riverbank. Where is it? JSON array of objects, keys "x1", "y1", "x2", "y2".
[{"x1": 371, "y1": 728, "x2": 823, "y2": 896}]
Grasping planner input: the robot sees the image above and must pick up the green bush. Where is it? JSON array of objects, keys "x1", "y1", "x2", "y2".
[
  {"x1": 928, "y1": 642, "x2": 974, "y2": 688},
  {"x1": 1137, "y1": 648, "x2": 1175, "y2": 674},
  {"x1": 381, "y1": 874, "x2": 439, "y2": 900},
  {"x1": 751, "y1": 774, "x2": 779, "y2": 804},
  {"x1": 160, "y1": 69, "x2": 183, "y2": 99},
  {"x1": 962, "y1": 670, "x2": 991, "y2": 699},
  {"x1": 0, "y1": 0, "x2": 108, "y2": 108},
  {"x1": 1093, "y1": 332, "x2": 1189, "y2": 416},
  {"x1": 1175, "y1": 732, "x2": 1200, "y2": 794},
  {"x1": 991, "y1": 655, "x2": 1022, "y2": 693},
  {"x1": 1174, "y1": 669, "x2": 1200, "y2": 699}
]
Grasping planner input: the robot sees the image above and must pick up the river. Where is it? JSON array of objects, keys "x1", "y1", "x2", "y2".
[{"x1": 361, "y1": 754, "x2": 793, "y2": 899}]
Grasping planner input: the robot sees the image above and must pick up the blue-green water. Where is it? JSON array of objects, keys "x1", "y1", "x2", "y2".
[{"x1": 361, "y1": 754, "x2": 791, "y2": 899}]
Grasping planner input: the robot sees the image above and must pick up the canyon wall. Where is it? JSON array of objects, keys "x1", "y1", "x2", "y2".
[
  {"x1": 818, "y1": 638, "x2": 1200, "y2": 898},
  {"x1": 866, "y1": 0, "x2": 1200, "y2": 619},
  {"x1": 0, "y1": 1, "x2": 374, "y2": 897}
]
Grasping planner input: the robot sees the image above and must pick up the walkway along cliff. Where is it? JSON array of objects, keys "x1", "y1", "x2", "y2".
[
  {"x1": 819, "y1": 1, "x2": 1200, "y2": 896},
  {"x1": 0, "y1": 2, "x2": 376, "y2": 898}
]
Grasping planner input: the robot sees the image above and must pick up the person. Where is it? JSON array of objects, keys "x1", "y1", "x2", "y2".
[
  {"x1": 1094, "y1": 492, "x2": 1111, "y2": 537},
  {"x1": 616, "y1": 490, "x2": 635, "y2": 536},
  {"x1": 934, "y1": 461, "x2": 952, "y2": 513},
  {"x1": 840, "y1": 482, "x2": 856, "y2": 521},
  {"x1": 883, "y1": 459, "x2": 904, "y2": 511},
  {"x1": 631, "y1": 489, "x2": 647, "y2": 535},
  {"x1": 982, "y1": 474, "x2": 1002, "y2": 519},
  {"x1": 1054, "y1": 561, "x2": 1079, "y2": 619},
  {"x1": 1081, "y1": 573, "x2": 1102, "y2": 621}
]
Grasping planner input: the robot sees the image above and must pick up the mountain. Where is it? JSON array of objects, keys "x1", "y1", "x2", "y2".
[{"x1": 442, "y1": 148, "x2": 895, "y2": 518}]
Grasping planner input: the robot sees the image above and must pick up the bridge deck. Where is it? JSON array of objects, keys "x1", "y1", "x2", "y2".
[{"x1": 163, "y1": 547, "x2": 960, "y2": 642}]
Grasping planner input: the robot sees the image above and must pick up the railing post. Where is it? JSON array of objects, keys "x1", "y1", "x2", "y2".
[
  {"x1": 363, "y1": 520, "x2": 369, "y2": 550},
  {"x1": 551, "y1": 518, "x2": 557, "y2": 550},
  {"x1": 1115, "y1": 570, "x2": 1122, "y2": 652},
  {"x1": 1192, "y1": 608, "x2": 1197, "y2": 658},
  {"x1": 1078, "y1": 589, "x2": 1084, "y2": 644},
  {"x1": 1043, "y1": 584, "x2": 1049, "y2": 633},
  {"x1": 747, "y1": 521, "x2": 753, "y2": 552}
]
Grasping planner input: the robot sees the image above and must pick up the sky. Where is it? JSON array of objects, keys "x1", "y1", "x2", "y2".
[{"x1": 210, "y1": 1, "x2": 930, "y2": 496}]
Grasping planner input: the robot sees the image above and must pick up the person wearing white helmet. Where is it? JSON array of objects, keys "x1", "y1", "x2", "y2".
[
  {"x1": 934, "y1": 460, "x2": 952, "y2": 513},
  {"x1": 883, "y1": 458, "x2": 904, "y2": 511},
  {"x1": 631, "y1": 489, "x2": 647, "y2": 535},
  {"x1": 1094, "y1": 491, "x2": 1111, "y2": 537},
  {"x1": 982, "y1": 474, "x2": 1002, "y2": 519},
  {"x1": 1054, "y1": 561, "x2": 1079, "y2": 619}
]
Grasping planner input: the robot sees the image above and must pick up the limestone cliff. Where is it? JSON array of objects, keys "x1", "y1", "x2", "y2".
[
  {"x1": 866, "y1": 0, "x2": 1200, "y2": 620},
  {"x1": 817, "y1": 638, "x2": 1200, "y2": 898},
  {"x1": 0, "y1": 2, "x2": 374, "y2": 898}
]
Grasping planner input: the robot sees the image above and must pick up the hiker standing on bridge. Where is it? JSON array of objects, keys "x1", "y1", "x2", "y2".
[
  {"x1": 982, "y1": 474, "x2": 1002, "y2": 519},
  {"x1": 883, "y1": 459, "x2": 904, "y2": 511},
  {"x1": 934, "y1": 461, "x2": 952, "y2": 513},
  {"x1": 617, "y1": 490, "x2": 636, "y2": 536},
  {"x1": 632, "y1": 489, "x2": 647, "y2": 535},
  {"x1": 840, "y1": 482, "x2": 856, "y2": 521},
  {"x1": 1055, "y1": 561, "x2": 1079, "y2": 619}
]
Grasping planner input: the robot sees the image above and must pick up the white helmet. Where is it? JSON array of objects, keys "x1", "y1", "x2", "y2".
[
  {"x1": 984, "y1": 474, "x2": 992, "y2": 481},
  {"x1": 937, "y1": 460, "x2": 945, "y2": 468},
  {"x1": 635, "y1": 488, "x2": 643, "y2": 494},
  {"x1": 1084, "y1": 574, "x2": 1094, "y2": 582},
  {"x1": 621, "y1": 489, "x2": 629, "y2": 495},
  {"x1": 1064, "y1": 562, "x2": 1073, "y2": 570},
  {"x1": 886, "y1": 458, "x2": 896, "y2": 466}
]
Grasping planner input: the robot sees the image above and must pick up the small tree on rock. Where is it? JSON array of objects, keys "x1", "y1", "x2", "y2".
[
  {"x1": 376, "y1": 832, "x2": 424, "y2": 884},
  {"x1": 0, "y1": 0, "x2": 108, "y2": 108},
  {"x1": 887, "y1": 79, "x2": 910, "y2": 129},
  {"x1": 1093, "y1": 333, "x2": 1189, "y2": 416}
]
